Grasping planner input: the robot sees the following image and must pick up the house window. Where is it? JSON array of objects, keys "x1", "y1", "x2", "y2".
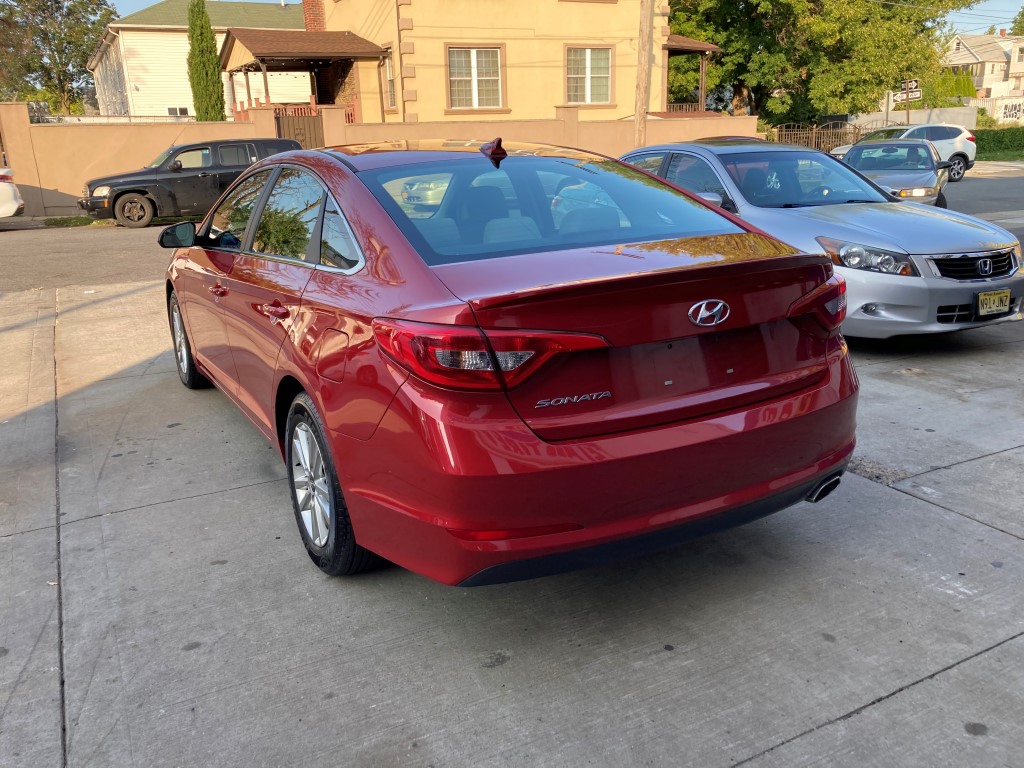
[
  {"x1": 567, "y1": 48, "x2": 611, "y2": 104},
  {"x1": 167, "y1": 107, "x2": 189, "y2": 116},
  {"x1": 1018, "y1": 47, "x2": 1024, "y2": 63},
  {"x1": 448, "y1": 47, "x2": 501, "y2": 109},
  {"x1": 385, "y1": 48, "x2": 396, "y2": 109}
]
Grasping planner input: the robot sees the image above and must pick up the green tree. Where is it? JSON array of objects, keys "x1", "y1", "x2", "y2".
[
  {"x1": 0, "y1": 0, "x2": 116, "y2": 113},
  {"x1": 1012, "y1": 6, "x2": 1024, "y2": 35},
  {"x1": 186, "y1": 0, "x2": 226, "y2": 121},
  {"x1": 669, "y1": 0, "x2": 975, "y2": 124}
]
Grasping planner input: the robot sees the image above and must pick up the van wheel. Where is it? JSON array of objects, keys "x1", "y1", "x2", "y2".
[
  {"x1": 286, "y1": 392, "x2": 376, "y2": 576},
  {"x1": 114, "y1": 193, "x2": 155, "y2": 227}
]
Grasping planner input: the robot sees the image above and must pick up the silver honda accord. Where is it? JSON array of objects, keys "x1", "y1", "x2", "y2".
[{"x1": 621, "y1": 140, "x2": 1022, "y2": 339}]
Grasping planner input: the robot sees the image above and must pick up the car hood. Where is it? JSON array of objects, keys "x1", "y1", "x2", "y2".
[
  {"x1": 85, "y1": 168, "x2": 159, "y2": 191},
  {"x1": 744, "y1": 202, "x2": 1016, "y2": 256},
  {"x1": 859, "y1": 170, "x2": 937, "y2": 190}
]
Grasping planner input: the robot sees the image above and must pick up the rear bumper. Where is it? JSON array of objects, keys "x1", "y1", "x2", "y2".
[
  {"x1": 78, "y1": 196, "x2": 113, "y2": 219},
  {"x1": 334, "y1": 342, "x2": 859, "y2": 586}
]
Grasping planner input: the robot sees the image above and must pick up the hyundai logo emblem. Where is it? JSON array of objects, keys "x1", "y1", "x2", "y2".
[
  {"x1": 977, "y1": 258, "x2": 994, "y2": 276},
  {"x1": 688, "y1": 299, "x2": 730, "y2": 327}
]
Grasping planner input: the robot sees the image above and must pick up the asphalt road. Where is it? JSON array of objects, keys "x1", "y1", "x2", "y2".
[{"x1": 2, "y1": 167, "x2": 1024, "y2": 767}]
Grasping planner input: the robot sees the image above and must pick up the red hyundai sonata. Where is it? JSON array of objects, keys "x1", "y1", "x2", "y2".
[{"x1": 159, "y1": 139, "x2": 858, "y2": 586}]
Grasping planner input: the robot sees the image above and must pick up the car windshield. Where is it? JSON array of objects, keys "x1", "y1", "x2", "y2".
[
  {"x1": 718, "y1": 150, "x2": 888, "y2": 208},
  {"x1": 359, "y1": 155, "x2": 744, "y2": 265},
  {"x1": 147, "y1": 149, "x2": 173, "y2": 168},
  {"x1": 844, "y1": 145, "x2": 935, "y2": 172}
]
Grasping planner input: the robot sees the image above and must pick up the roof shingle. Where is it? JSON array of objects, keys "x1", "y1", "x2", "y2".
[{"x1": 115, "y1": 0, "x2": 304, "y2": 30}]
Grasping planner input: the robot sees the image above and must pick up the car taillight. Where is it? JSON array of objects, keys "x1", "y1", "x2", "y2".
[
  {"x1": 966, "y1": 133, "x2": 976, "y2": 142},
  {"x1": 788, "y1": 274, "x2": 847, "y2": 333},
  {"x1": 372, "y1": 319, "x2": 609, "y2": 391},
  {"x1": 0, "y1": 174, "x2": 12, "y2": 183}
]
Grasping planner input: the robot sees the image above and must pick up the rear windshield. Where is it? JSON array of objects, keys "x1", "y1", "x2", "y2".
[{"x1": 358, "y1": 156, "x2": 743, "y2": 265}]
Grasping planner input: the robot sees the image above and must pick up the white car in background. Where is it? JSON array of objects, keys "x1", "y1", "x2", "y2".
[
  {"x1": 831, "y1": 124, "x2": 976, "y2": 181},
  {"x1": 1, "y1": 167, "x2": 25, "y2": 217}
]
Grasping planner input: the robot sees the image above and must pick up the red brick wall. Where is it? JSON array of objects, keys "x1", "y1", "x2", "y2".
[{"x1": 303, "y1": 0, "x2": 325, "y2": 31}]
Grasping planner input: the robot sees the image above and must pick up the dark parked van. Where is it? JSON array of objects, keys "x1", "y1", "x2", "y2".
[{"x1": 78, "y1": 138, "x2": 301, "y2": 227}]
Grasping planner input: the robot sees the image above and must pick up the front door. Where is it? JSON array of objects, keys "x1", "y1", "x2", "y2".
[
  {"x1": 163, "y1": 146, "x2": 219, "y2": 214},
  {"x1": 218, "y1": 167, "x2": 325, "y2": 434}
]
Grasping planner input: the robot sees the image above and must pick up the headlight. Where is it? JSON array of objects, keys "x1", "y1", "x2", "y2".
[
  {"x1": 896, "y1": 187, "x2": 936, "y2": 198},
  {"x1": 817, "y1": 237, "x2": 918, "y2": 276},
  {"x1": 93, "y1": 185, "x2": 111, "y2": 197}
]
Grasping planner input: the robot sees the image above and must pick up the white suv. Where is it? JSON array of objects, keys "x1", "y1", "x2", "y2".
[{"x1": 832, "y1": 124, "x2": 976, "y2": 181}]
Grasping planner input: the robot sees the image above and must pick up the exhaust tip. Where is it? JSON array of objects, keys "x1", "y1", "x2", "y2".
[{"x1": 806, "y1": 474, "x2": 842, "y2": 504}]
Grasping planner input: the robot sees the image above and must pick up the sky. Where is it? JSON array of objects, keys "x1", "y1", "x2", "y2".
[{"x1": 112, "y1": 0, "x2": 1020, "y2": 32}]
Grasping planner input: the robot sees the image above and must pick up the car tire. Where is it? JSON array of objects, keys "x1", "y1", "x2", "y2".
[
  {"x1": 168, "y1": 292, "x2": 210, "y2": 389},
  {"x1": 286, "y1": 392, "x2": 375, "y2": 577},
  {"x1": 948, "y1": 155, "x2": 967, "y2": 182},
  {"x1": 114, "y1": 193, "x2": 155, "y2": 227},
  {"x1": 936, "y1": 191, "x2": 948, "y2": 208}
]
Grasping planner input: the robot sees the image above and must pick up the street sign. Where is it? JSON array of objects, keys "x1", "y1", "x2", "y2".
[
  {"x1": 901, "y1": 79, "x2": 919, "y2": 90},
  {"x1": 893, "y1": 89, "x2": 923, "y2": 103}
]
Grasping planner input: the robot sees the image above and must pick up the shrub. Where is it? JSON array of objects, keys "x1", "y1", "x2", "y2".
[{"x1": 973, "y1": 126, "x2": 1024, "y2": 153}]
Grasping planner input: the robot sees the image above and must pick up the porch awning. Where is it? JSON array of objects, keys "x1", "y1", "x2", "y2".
[
  {"x1": 221, "y1": 28, "x2": 384, "y2": 72},
  {"x1": 663, "y1": 34, "x2": 721, "y2": 54}
]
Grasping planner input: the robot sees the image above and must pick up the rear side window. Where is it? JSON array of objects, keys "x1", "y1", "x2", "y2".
[
  {"x1": 258, "y1": 142, "x2": 298, "y2": 158},
  {"x1": 361, "y1": 155, "x2": 742, "y2": 265},
  {"x1": 252, "y1": 168, "x2": 325, "y2": 260},
  {"x1": 206, "y1": 170, "x2": 272, "y2": 250},
  {"x1": 218, "y1": 144, "x2": 253, "y2": 166},
  {"x1": 320, "y1": 200, "x2": 362, "y2": 271}
]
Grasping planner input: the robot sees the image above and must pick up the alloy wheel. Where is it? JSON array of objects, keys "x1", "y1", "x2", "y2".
[
  {"x1": 171, "y1": 303, "x2": 188, "y2": 374},
  {"x1": 291, "y1": 422, "x2": 331, "y2": 547}
]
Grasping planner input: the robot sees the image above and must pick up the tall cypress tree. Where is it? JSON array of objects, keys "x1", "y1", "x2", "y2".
[{"x1": 186, "y1": 0, "x2": 225, "y2": 121}]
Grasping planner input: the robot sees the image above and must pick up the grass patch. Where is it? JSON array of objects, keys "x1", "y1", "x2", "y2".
[
  {"x1": 43, "y1": 216, "x2": 110, "y2": 228},
  {"x1": 976, "y1": 149, "x2": 1024, "y2": 162}
]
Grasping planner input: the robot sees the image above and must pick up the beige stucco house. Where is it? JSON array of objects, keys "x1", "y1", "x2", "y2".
[
  {"x1": 220, "y1": 0, "x2": 712, "y2": 124},
  {"x1": 943, "y1": 31, "x2": 1024, "y2": 99},
  {"x1": 88, "y1": 0, "x2": 314, "y2": 118}
]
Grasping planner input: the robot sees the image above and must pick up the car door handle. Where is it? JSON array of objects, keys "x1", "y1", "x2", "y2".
[
  {"x1": 208, "y1": 284, "x2": 228, "y2": 297},
  {"x1": 262, "y1": 303, "x2": 290, "y2": 319},
  {"x1": 197, "y1": 172, "x2": 212, "y2": 178}
]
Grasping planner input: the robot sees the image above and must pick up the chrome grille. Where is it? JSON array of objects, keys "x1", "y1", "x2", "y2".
[{"x1": 933, "y1": 251, "x2": 1014, "y2": 280}]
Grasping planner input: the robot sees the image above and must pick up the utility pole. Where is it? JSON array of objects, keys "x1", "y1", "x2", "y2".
[{"x1": 633, "y1": 0, "x2": 654, "y2": 149}]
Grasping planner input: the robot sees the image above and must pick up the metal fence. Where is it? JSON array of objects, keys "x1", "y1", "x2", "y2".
[{"x1": 771, "y1": 120, "x2": 907, "y2": 151}]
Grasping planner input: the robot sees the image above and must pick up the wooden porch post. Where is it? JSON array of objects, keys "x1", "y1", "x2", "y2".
[
  {"x1": 244, "y1": 68, "x2": 253, "y2": 107},
  {"x1": 699, "y1": 53, "x2": 709, "y2": 111},
  {"x1": 260, "y1": 61, "x2": 271, "y2": 106}
]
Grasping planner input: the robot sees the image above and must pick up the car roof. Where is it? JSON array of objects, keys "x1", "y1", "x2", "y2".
[
  {"x1": 318, "y1": 139, "x2": 607, "y2": 171},
  {"x1": 626, "y1": 140, "x2": 822, "y2": 156},
  {"x1": 166, "y1": 137, "x2": 295, "y2": 151},
  {"x1": 849, "y1": 138, "x2": 933, "y2": 148}
]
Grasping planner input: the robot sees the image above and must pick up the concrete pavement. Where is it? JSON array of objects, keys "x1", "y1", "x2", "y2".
[{"x1": 3, "y1": 247, "x2": 1024, "y2": 766}]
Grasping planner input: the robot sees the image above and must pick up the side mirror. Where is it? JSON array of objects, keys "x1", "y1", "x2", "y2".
[
  {"x1": 936, "y1": 160, "x2": 953, "y2": 170},
  {"x1": 697, "y1": 191, "x2": 724, "y2": 207},
  {"x1": 159, "y1": 221, "x2": 196, "y2": 248},
  {"x1": 168, "y1": 160, "x2": 183, "y2": 172}
]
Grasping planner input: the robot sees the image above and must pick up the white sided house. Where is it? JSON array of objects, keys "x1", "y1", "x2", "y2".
[
  {"x1": 89, "y1": 0, "x2": 312, "y2": 118},
  {"x1": 943, "y1": 30, "x2": 1024, "y2": 123}
]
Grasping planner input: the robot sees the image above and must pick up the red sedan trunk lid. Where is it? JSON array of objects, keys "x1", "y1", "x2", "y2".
[{"x1": 432, "y1": 233, "x2": 835, "y2": 440}]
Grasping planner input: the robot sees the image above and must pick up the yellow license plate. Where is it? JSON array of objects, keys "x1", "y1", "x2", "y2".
[{"x1": 977, "y1": 289, "x2": 1011, "y2": 316}]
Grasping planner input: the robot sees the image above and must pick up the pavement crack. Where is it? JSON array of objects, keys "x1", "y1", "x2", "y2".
[
  {"x1": 890, "y1": 485, "x2": 1024, "y2": 543},
  {"x1": 53, "y1": 295, "x2": 70, "y2": 766},
  {"x1": 730, "y1": 630, "x2": 1024, "y2": 767}
]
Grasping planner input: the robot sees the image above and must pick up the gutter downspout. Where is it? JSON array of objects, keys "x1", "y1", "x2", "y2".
[{"x1": 393, "y1": 0, "x2": 405, "y2": 121}]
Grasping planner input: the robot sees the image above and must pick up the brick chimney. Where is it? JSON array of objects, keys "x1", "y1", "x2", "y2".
[
  {"x1": 999, "y1": 28, "x2": 1007, "y2": 37},
  {"x1": 303, "y1": 0, "x2": 325, "y2": 31}
]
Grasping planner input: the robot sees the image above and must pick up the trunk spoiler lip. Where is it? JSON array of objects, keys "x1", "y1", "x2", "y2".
[{"x1": 434, "y1": 250, "x2": 829, "y2": 311}]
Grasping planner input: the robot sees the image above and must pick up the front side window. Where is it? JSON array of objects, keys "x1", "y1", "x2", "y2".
[
  {"x1": 567, "y1": 48, "x2": 611, "y2": 104},
  {"x1": 175, "y1": 148, "x2": 211, "y2": 169},
  {"x1": 252, "y1": 168, "x2": 325, "y2": 260},
  {"x1": 448, "y1": 47, "x2": 501, "y2": 109},
  {"x1": 626, "y1": 152, "x2": 668, "y2": 173},
  {"x1": 665, "y1": 153, "x2": 728, "y2": 198},
  {"x1": 206, "y1": 170, "x2": 272, "y2": 250}
]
